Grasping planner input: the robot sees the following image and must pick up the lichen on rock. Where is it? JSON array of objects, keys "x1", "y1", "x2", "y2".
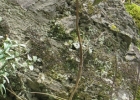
[{"x1": 0, "y1": 0, "x2": 140, "y2": 100}]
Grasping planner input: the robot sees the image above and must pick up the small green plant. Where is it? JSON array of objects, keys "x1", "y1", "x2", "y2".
[
  {"x1": 48, "y1": 21, "x2": 68, "y2": 40},
  {"x1": 0, "y1": 36, "x2": 41, "y2": 96},
  {"x1": 125, "y1": 3, "x2": 140, "y2": 51}
]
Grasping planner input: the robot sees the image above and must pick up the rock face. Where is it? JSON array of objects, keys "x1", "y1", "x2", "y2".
[{"x1": 0, "y1": 0, "x2": 140, "y2": 100}]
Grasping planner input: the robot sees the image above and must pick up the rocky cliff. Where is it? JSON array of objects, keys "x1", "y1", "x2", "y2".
[{"x1": 0, "y1": 0, "x2": 140, "y2": 100}]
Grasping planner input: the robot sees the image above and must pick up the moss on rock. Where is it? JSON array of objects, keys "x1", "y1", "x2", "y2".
[{"x1": 125, "y1": 3, "x2": 140, "y2": 32}]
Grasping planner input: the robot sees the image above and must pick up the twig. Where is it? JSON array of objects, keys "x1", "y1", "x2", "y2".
[
  {"x1": 68, "y1": 0, "x2": 83, "y2": 100},
  {"x1": 6, "y1": 88, "x2": 23, "y2": 100}
]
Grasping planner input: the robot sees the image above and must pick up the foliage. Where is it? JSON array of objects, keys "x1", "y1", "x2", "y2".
[
  {"x1": 0, "y1": 37, "x2": 40, "y2": 97},
  {"x1": 132, "y1": 0, "x2": 140, "y2": 4},
  {"x1": 125, "y1": 3, "x2": 140, "y2": 51},
  {"x1": 48, "y1": 21, "x2": 68, "y2": 40},
  {"x1": 136, "y1": 86, "x2": 140, "y2": 100},
  {"x1": 125, "y1": 3, "x2": 140, "y2": 32}
]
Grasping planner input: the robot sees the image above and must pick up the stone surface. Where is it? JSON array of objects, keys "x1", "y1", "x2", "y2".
[{"x1": 0, "y1": 0, "x2": 139, "y2": 100}]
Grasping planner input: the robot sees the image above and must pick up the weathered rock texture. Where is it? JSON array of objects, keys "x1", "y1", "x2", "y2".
[{"x1": 0, "y1": 0, "x2": 140, "y2": 100}]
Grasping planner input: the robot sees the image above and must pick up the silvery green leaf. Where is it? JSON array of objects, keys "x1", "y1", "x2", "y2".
[
  {"x1": 4, "y1": 42, "x2": 11, "y2": 50},
  {"x1": 22, "y1": 62, "x2": 28, "y2": 67},
  {"x1": 0, "y1": 84, "x2": 3, "y2": 95},
  {"x1": 11, "y1": 44, "x2": 18, "y2": 47},
  {"x1": 5, "y1": 47, "x2": 12, "y2": 54},
  {"x1": 89, "y1": 47, "x2": 93, "y2": 54},
  {"x1": 37, "y1": 58, "x2": 42, "y2": 62},
  {"x1": 19, "y1": 44, "x2": 26, "y2": 47},
  {"x1": 0, "y1": 59, "x2": 6, "y2": 68},
  {"x1": 27, "y1": 54, "x2": 32, "y2": 61},
  {"x1": 15, "y1": 58, "x2": 20, "y2": 62},
  {"x1": 0, "y1": 54, "x2": 5, "y2": 59},
  {"x1": 6, "y1": 37, "x2": 11, "y2": 43},
  {"x1": 2, "y1": 74, "x2": 9, "y2": 83},
  {"x1": 3, "y1": 80, "x2": 6, "y2": 84},
  {"x1": 33, "y1": 56, "x2": 37, "y2": 62},
  {"x1": 5, "y1": 55, "x2": 15, "y2": 60},
  {"x1": 0, "y1": 84, "x2": 6, "y2": 95},
  {"x1": 15, "y1": 52, "x2": 20, "y2": 56},
  {"x1": 0, "y1": 49, "x2": 3, "y2": 54},
  {"x1": 11, "y1": 63, "x2": 16, "y2": 70},
  {"x1": 16, "y1": 62, "x2": 24, "y2": 67},
  {"x1": 0, "y1": 17, "x2": 2, "y2": 22},
  {"x1": 2, "y1": 84, "x2": 6, "y2": 94},
  {"x1": 29, "y1": 65, "x2": 34, "y2": 70}
]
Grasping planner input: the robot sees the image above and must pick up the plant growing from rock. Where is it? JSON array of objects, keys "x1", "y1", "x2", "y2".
[
  {"x1": 0, "y1": 36, "x2": 41, "y2": 97},
  {"x1": 125, "y1": 3, "x2": 140, "y2": 33}
]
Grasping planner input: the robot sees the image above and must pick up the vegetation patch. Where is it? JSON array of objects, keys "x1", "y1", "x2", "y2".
[
  {"x1": 48, "y1": 21, "x2": 69, "y2": 41},
  {"x1": 125, "y1": 3, "x2": 140, "y2": 51},
  {"x1": 0, "y1": 36, "x2": 41, "y2": 97},
  {"x1": 125, "y1": 3, "x2": 140, "y2": 33}
]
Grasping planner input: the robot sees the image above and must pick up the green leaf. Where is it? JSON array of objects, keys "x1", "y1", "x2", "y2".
[
  {"x1": 15, "y1": 51, "x2": 20, "y2": 56},
  {"x1": 27, "y1": 54, "x2": 32, "y2": 61},
  {"x1": 0, "y1": 84, "x2": 6, "y2": 95},
  {"x1": 5, "y1": 55, "x2": 15, "y2": 60},
  {"x1": 11, "y1": 44, "x2": 18, "y2": 47},
  {"x1": 15, "y1": 58, "x2": 19, "y2": 62},
  {"x1": 5, "y1": 37, "x2": 12, "y2": 43},
  {"x1": 11, "y1": 63, "x2": 16, "y2": 70},
  {"x1": 2, "y1": 74, "x2": 9, "y2": 83},
  {"x1": 33, "y1": 56, "x2": 37, "y2": 62},
  {"x1": 0, "y1": 17, "x2": 2, "y2": 22},
  {"x1": 0, "y1": 85, "x2": 3, "y2": 95},
  {"x1": 0, "y1": 49, "x2": 3, "y2": 54},
  {"x1": 0, "y1": 54, "x2": 5, "y2": 59},
  {"x1": 37, "y1": 58, "x2": 42, "y2": 62},
  {"x1": 29, "y1": 65, "x2": 34, "y2": 70},
  {"x1": 19, "y1": 44, "x2": 26, "y2": 47},
  {"x1": 22, "y1": 62, "x2": 28, "y2": 67},
  {"x1": 4, "y1": 42, "x2": 11, "y2": 50},
  {"x1": 5, "y1": 49, "x2": 10, "y2": 55},
  {"x1": 5, "y1": 50, "x2": 14, "y2": 57},
  {"x1": 0, "y1": 59, "x2": 6, "y2": 69}
]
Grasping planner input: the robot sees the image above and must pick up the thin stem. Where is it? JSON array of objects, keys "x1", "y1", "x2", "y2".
[{"x1": 68, "y1": 0, "x2": 83, "y2": 100}]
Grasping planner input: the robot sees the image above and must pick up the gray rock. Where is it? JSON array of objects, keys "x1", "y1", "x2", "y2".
[{"x1": 0, "y1": 0, "x2": 139, "y2": 99}]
